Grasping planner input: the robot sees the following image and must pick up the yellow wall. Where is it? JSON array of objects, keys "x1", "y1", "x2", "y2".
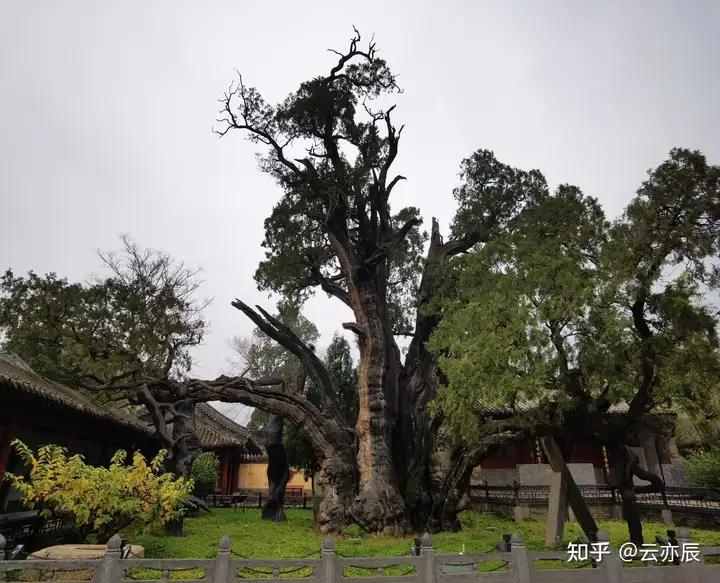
[{"x1": 237, "y1": 462, "x2": 312, "y2": 492}]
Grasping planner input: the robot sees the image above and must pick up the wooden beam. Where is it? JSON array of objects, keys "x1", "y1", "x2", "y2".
[{"x1": 539, "y1": 436, "x2": 599, "y2": 542}]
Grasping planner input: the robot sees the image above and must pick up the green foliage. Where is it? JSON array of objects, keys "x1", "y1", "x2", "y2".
[
  {"x1": 0, "y1": 236, "x2": 209, "y2": 393},
  {"x1": 402, "y1": 473, "x2": 429, "y2": 508},
  {"x1": 217, "y1": 33, "x2": 427, "y2": 334},
  {"x1": 684, "y1": 450, "x2": 720, "y2": 489},
  {"x1": 427, "y1": 148, "x2": 720, "y2": 444},
  {"x1": 286, "y1": 334, "x2": 359, "y2": 475},
  {"x1": 231, "y1": 304, "x2": 359, "y2": 477},
  {"x1": 190, "y1": 452, "x2": 220, "y2": 498},
  {"x1": 341, "y1": 523, "x2": 364, "y2": 538},
  {"x1": 5, "y1": 440, "x2": 193, "y2": 543},
  {"x1": 325, "y1": 333, "x2": 359, "y2": 425}
]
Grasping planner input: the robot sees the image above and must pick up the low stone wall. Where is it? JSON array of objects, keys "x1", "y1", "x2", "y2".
[
  {"x1": 475, "y1": 463, "x2": 688, "y2": 488},
  {"x1": 638, "y1": 506, "x2": 720, "y2": 530},
  {"x1": 472, "y1": 501, "x2": 618, "y2": 522},
  {"x1": 518, "y1": 463, "x2": 598, "y2": 486},
  {"x1": 473, "y1": 499, "x2": 720, "y2": 530}
]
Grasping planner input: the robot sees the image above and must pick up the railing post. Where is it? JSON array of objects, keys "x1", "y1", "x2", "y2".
[
  {"x1": 0, "y1": 533, "x2": 5, "y2": 583},
  {"x1": 212, "y1": 536, "x2": 232, "y2": 583},
  {"x1": 321, "y1": 535, "x2": 335, "y2": 583},
  {"x1": 96, "y1": 534, "x2": 122, "y2": 583},
  {"x1": 303, "y1": 493, "x2": 307, "y2": 509},
  {"x1": 510, "y1": 532, "x2": 531, "y2": 583},
  {"x1": 677, "y1": 526, "x2": 702, "y2": 583},
  {"x1": 595, "y1": 529, "x2": 620, "y2": 583},
  {"x1": 420, "y1": 532, "x2": 433, "y2": 583}
]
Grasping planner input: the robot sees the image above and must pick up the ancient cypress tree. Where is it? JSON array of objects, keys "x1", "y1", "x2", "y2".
[
  {"x1": 205, "y1": 30, "x2": 537, "y2": 533},
  {"x1": 426, "y1": 148, "x2": 720, "y2": 544}
]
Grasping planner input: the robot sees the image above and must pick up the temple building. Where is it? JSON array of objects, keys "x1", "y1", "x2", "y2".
[
  {"x1": 193, "y1": 403, "x2": 262, "y2": 495},
  {"x1": 472, "y1": 404, "x2": 687, "y2": 487},
  {"x1": 0, "y1": 353, "x2": 260, "y2": 511}
]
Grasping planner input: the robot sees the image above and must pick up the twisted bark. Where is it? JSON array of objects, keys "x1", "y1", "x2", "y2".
[
  {"x1": 615, "y1": 444, "x2": 665, "y2": 547},
  {"x1": 262, "y1": 414, "x2": 290, "y2": 522}
]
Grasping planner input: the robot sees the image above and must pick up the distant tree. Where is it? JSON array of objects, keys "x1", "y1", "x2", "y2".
[
  {"x1": 228, "y1": 300, "x2": 320, "y2": 442},
  {"x1": 326, "y1": 334, "x2": 359, "y2": 424},
  {"x1": 286, "y1": 334, "x2": 359, "y2": 480},
  {"x1": 0, "y1": 236, "x2": 211, "y2": 535},
  {"x1": 684, "y1": 450, "x2": 720, "y2": 490},
  {"x1": 191, "y1": 452, "x2": 221, "y2": 498},
  {"x1": 229, "y1": 309, "x2": 360, "y2": 508},
  {"x1": 228, "y1": 301, "x2": 319, "y2": 521}
]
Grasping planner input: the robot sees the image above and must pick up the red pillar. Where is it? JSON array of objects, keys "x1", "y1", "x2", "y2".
[
  {"x1": 0, "y1": 423, "x2": 18, "y2": 487},
  {"x1": 230, "y1": 457, "x2": 239, "y2": 494},
  {"x1": 219, "y1": 454, "x2": 229, "y2": 494}
]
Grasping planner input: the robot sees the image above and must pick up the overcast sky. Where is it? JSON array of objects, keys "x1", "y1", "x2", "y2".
[{"x1": 1, "y1": 1, "x2": 718, "y2": 423}]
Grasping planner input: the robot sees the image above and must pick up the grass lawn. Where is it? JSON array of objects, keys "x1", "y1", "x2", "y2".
[
  {"x1": 96, "y1": 510, "x2": 720, "y2": 579},
  {"x1": 133, "y1": 508, "x2": 720, "y2": 559},
  {"x1": 10, "y1": 510, "x2": 719, "y2": 580}
]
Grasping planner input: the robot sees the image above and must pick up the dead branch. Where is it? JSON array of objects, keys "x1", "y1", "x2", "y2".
[
  {"x1": 365, "y1": 216, "x2": 422, "y2": 267},
  {"x1": 342, "y1": 322, "x2": 365, "y2": 338},
  {"x1": 231, "y1": 298, "x2": 346, "y2": 422}
]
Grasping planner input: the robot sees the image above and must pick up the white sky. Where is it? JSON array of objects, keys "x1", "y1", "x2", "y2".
[{"x1": 1, "y1": 1, "x2": 718, "y2": 423}]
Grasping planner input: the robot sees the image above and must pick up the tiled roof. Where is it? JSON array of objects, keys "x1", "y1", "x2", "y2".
[
  {"x1": 482, "y1": 396, "x2": 677, "y2": 418},
  {"x1": 0, "y1": 354, "x2": 263, "y2": 455},
  {"x1": 194, "y1": 403, "x2": 262, "y2": 454},
  {"x1": 0, "y1": 353, "x2": 153, "y2": 436},
  {"x1": 481, "y1": 398, "x2": 630, "y2": 415},
  {"x1": 239, "y1": 453, "x2": 268, "y2": 462}
]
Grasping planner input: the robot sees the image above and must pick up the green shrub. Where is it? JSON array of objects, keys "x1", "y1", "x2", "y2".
[
  {"x1": 342, "y1": 524, "x2": 364, "y2": 538},
  {"x1": 191, "y1": 452, "x2": 220, "y2": 497},
  {"x1": 5, "y1": 440, "x2": 193, "y2": 543},
  {"x1": 684, "y1": 449, "x2": 720, "y2": 489}
]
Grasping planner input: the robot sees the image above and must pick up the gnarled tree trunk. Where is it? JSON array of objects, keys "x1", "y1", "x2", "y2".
[
  {"x1": 164, "y1": 399, "x2": 202, "y2": 537},
  {"x1": 615, "y1": 443, "x2": 665, "y2": 547},
  {"x1": 347, "y1": 277, "x2": 407, "y2": 535},
  {"x1": 262, "y1": 413, "x2": 290, "y2": 521}
]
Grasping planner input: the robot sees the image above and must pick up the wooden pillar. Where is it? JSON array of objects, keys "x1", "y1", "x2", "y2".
[
  {"x1": 0, "y1": 423, "x2": 18, "y2": 487},
  {"x1": 219, "y1": 454, "x2": 229, "y2": 494},
  {"x1": 230, "y1": 457, "x2": 239, "y2": 494},
  {"x1": 225, "y1": 455, "x2": 232, "y2": 494}
]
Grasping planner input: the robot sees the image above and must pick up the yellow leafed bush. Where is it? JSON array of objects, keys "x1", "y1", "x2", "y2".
[{"x1": 5, "y1": 440, "x2": 193, "y2": 543}]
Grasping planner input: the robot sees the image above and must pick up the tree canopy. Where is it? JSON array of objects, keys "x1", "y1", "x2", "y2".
[
  {"x1": 0, "y1": 235, "x2": 210, "y2": 393},
  {"x1": 427, "y1": 148, "x2": 720, "y2": 445}
]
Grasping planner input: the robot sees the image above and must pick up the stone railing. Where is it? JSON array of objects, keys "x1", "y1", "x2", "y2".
[{"x1": 1, "y1": 528, "x2": 719, "y2": 583}]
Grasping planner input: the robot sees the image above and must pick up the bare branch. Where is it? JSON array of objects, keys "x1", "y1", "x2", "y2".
[
  {"x1": 135, "y1": 384, "x2": 173, "y2": 447},
  {"x1": 342, "y1": 322, "x2": 365, "y2": 338},
  {"x1": 213, "y1": 73, "x2": 304, "y2": 178},
  {"x1": 309, "y1": 264, "x2": 351, "y2": 307},
  {"x1": 386, "y1": 175, "x2": 406, "y2": 197},
  {"x1": 365, "y1": 216, "x2": 422, "y2": 267},
  {"x1": 231, "y1": 298, "x2": 345, "y2": 421},
  {"x1": 393, "y1": 330, "x2": 415, "y2": 337},
  {"x1": 185, "y1": 374, "x2": 353, "y2": 454}
]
